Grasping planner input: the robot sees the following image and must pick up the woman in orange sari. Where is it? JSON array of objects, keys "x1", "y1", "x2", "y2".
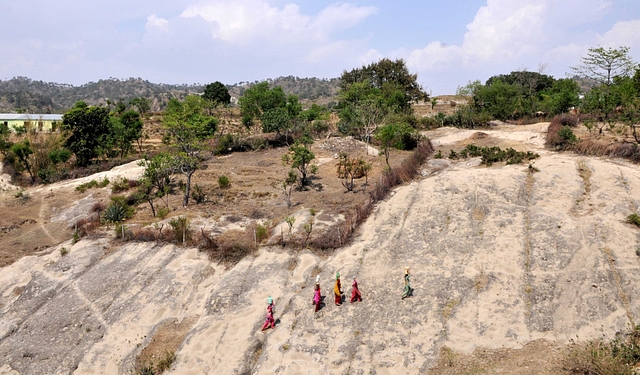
[{"x1": 334, "y1": 272, "x2": 343, "y2": 306}]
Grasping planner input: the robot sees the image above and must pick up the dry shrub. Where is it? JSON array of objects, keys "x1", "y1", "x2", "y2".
[
  {"x1": 571, "y1": 140, "x2": 640, "y2": 162},
  {"x1": 555, "y1": 114, "x2": 579, "y2": 127},
  {"x1": 563, "y1": 340, "x2": 633, "y2": 375},
  {"x1": 545, "y1": 121, "x2": 565, "y2": 148},
  {"x1": 72, "y1": 215, "x2": 101, "y2": 238},
  {"x1": 91, "y1": 202, "x2": 105, "y2": 213},
  {"x1": 128, "y1": 227, "x2": 161, "y2": 242},
  {"x1": 198, "y1": 226, "x2": 256, "y2": 265}
]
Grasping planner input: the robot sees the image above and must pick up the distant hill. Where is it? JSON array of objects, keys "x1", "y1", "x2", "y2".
[{"x1": 0, "y1": 76, "x2": 341, "y2": 114}]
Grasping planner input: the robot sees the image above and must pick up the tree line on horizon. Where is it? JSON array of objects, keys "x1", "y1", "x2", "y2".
[{"x1": 0, "y1": 76, "x2": 340, "y2": 114}]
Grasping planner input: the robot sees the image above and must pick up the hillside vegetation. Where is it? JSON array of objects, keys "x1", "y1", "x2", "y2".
[{"x1": 0, "y1": 76, "x2": 340, "y2": 114}]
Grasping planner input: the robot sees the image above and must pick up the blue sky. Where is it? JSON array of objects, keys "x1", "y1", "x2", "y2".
[{"x1": 1, "y1": 0, "x2": 639, "y2": 94}]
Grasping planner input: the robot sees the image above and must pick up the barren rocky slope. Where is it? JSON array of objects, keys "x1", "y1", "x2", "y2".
[{"x1": 1, "y1": 124, "x2": 640, "y2": 374}]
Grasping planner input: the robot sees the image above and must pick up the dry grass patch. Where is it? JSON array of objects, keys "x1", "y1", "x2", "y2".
[
  {"x1": 134, "y1": 317, "x2": 198, "y2": 375},
  {"x1": 429, "y1": 340, "x2": 568, "y2": 375}
]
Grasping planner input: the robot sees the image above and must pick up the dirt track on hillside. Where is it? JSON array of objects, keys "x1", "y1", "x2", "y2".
[{"x1": 1, "y1": 123, "x2": 640, "y2": 374}]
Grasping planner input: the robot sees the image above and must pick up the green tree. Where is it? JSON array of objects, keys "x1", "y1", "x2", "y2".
[
  {"x1": 107, "y1": 110, "x2": 144, "y2": 160},
  {"x1": 282, "y1": 139, "x2": 317, "y2": 187},
  {"x1": 203, "y1": 81, "x2": 231, "y2": 106},
  {"x1": 572, "y1": 46, "x2": 635, "y2": 89},
  {"x1": 281, "y1": 169, "x2": 297, "y2": 208},
  {"x1": 486, "y1": 71, "x2": 555, "y2": 116},
  {"x1": 337, "y1": 81, "x2": 399, "y2": 143},
  {"x1": 261, "y1": 107, "x2": 290, "y2": 134},
  {"x1": 375, "y1": 123, "x2": 416, "y2": 166},
  {"x1": 299, "y1": 104, "x2": 329, "y2": 122},
  {"x1": 163, "y1": 95, "x2": 217, "y2": 207},
  {"x1": 129, "y1": 97, "x2": 151, "y2": 115},
  {"x1": 11, "y1": 140, "x2": 35, "y2": 183},
  {"x1": 472, "y1": 80, "x2": 523, "y2": 121},
  {"x1": 572, "y1": 46, "x2": 636, "y2": 133},
  {"x1": 62, "y1": 101, "x2": 111, "y2": 167},
  {"x1": 0, "y1": 122, "x2": 13, "y2": 159},
  {"x1": 137, "y1": 153, "x2": 174, "y2": 213},
  {"x1": 339, "y1": 58, "x2": 427, "y2": 108},
  {"x1": 541, "y1": 79, "x2": 581, "y2": 115},
  {"x1": 239, "y1": 82, "x2": 287, "y2": 121}
]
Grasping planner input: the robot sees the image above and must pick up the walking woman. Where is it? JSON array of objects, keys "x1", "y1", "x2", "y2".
[
  {"x1": 334, "y1": 272, "x2": 343, "y2": 306},
  {"x1": 350, "y1": 276, "x2": 362, "y2": 303},
  {"x1": 267, "y1": 296, "x2": 275, "y2": 315},
  {"x1": 402, "y1": 267, "x2": 413, "y2": 299},
  {"x1": 313, "y1": 283, "x2": 322, "y2": 312},
  {"x1": 262, "y1": 306, "x2": 275, "y2": 330}
]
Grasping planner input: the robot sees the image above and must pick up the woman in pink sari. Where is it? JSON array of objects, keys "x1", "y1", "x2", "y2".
[
  {"x1": 313, "y1": 283, "x2": 322, "y2": 312},
  {"x1": 262, "y1": 307, "x2": 275, "y2": 330}
]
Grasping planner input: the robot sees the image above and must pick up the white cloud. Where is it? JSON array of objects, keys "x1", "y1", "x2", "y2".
[
  {"x1": 358, "y1": 49, "x2": 384, "y2": 65},
  {"x1": 311, "y1": 3, "x2": 378, "y2": 40},
  {"x1": 177, "y1": 0, "x2": 377, "y2": 45},
  {"x1": 146, "y1": 14, "x2": 169, "y2": 29},
  {"x1": 407, "y1": 42, "x2": 462, "y2": 71},
  {"x1": 402, "y1": 0, "x2": 620, "y2": 93},
  {"x1": 599, "y1": 19, "x2": 640, "y2": 50}
]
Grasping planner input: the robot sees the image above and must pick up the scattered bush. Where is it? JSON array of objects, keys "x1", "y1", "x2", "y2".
[
  {"x1": 559, "y1": 126, "x2": 577, "y2": 144},
  {"x1": 157, "y1": 206, "x2": 169, "y2": 219},
  {"x1": 111, "y1": 177, "x2": 133, "y2": 193},
  {"x1": 563, "y1": 325, "x2": 640, "y2": 375},
  {"x1": 60, "y1": 247, "x2": 68, "y2": 256},
  {"x1": 434, "y1": 150, "x2": 443, "y2": 159},
  {"x1": 14, "y1": 190, "x2": 29, "y2": 204},
  {"x1": 114, "y1": 223, "x2": 127, "y2": 240},
  {"x1": 627, "y1": 213, "x2": 640, "y2": 227},
  {"x1": 169, "y1": 217, "x2": 191, "y2": 244},
  {"x1": 312, "y1": 120, "x2": 329, "y2": 133},
  {"x1": 134, "y1": 351, "x2": 176, "y2": 375},
  {"x1": 215, "y1": 134, "x2": 237, "y2": 155},
  {"x1": 191, "y1": 184, "x2": 206, "y2": 204},
  {"x1": 103, "y1": 196, "x2": 134, "y2": 223},
  {"x1": 446, "y1": 144, "x2": 539, "y2": 166},
  {"x1": 218, "y1": 175, "x2": 230, "y2": 189},
  {"x1": 76, "y1": 177, "x2": 109, "y2": 193},
  {"x1": 255, "y1": 223, "x2": 269, "y2": 243}
]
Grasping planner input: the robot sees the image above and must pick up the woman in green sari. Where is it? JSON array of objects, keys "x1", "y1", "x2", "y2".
[{"x1": 402, "y1": 267, "x2": 412, "y2": 299}]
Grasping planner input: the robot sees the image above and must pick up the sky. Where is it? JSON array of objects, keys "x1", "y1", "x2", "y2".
[{"x1": 1, "y1": 0, "x2": 639, "y2": 95}]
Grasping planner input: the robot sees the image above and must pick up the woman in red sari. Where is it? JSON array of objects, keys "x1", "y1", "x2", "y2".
[{"x1": 350, "y1": 276, "x2": 362, "y2": 303}]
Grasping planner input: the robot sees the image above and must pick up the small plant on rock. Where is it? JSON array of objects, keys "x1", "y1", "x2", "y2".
[
  {"x1": 285, "y1": 215, "x2": 296, "y2": 236},
  {"x1": 170, "y1": 217, "x2": 191, "y2": 244},
  {"x1": 218, "y1": 175, "x2": 230, "y2": 189},
  {"x1": 627, "y1": 213, "x2": 640, "y2": 227}
]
